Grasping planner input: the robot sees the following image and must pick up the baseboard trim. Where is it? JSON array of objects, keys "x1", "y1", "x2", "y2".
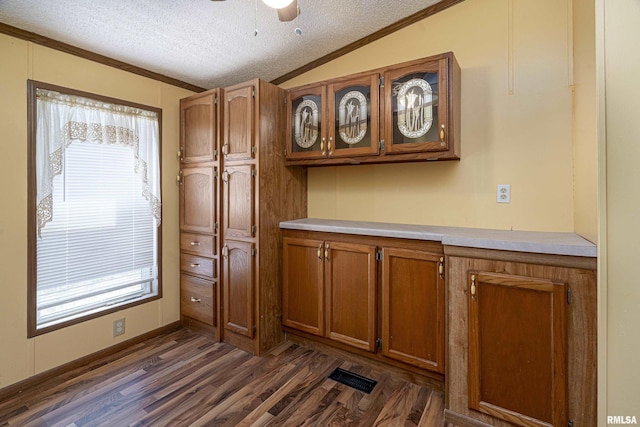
[
  {"x1": 444, "y1": 409, "x2": 496, "y2": 427},
  {"x1": 0, "y1": 321, "x2": 181, "y2": 401}
]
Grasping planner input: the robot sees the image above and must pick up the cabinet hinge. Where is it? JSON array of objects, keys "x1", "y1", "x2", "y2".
[
  {"x1": 251, "y1": 224, "x2": 257, "y2": 235},
  {"x1": 251, "y1": 168, "x2": 257, "y2": 177},
  {"x1": 379, "y1": 140, "x2": 385, "y2": 151},
  {"x1": 284, "y1": 97, "x2": 287, "y2": 105},
  {"x1": 214, "y1": 95, "x2": 218, "y2": 105},
  {"x1": 214, "y1": 222, "x2": 219, "y2": 232},
  {"x1": 252, "y1": 325, "x2": 257, "y2": 335},
  {"x1": 283, "y1": 148, "x2": 287, "y2": 157},
  {"x1": 375, "y1": 338, "x2": 382, "y2": 350},
  {"x1": 375, "y1": 250, "x2": 382, "y2": 262},
  {"x1": 379, "y1": 77, "x2": 384, "y2": 87},
  {"x1": 568, "y1": 421, "x2": 574, "y2": 427},
  {"x1": 252, "y1": 146, "x2": 257, "y2": 155},
  {"x1": 567, "y1": 287, "x2": 572, "y2": 305},
  {"x1": 252, "y1": 248, "x2": 257, "y2": 256},
  {"x1": 214, "y1": 148, "x2": 218, "y2": 158},
  {"x1": 252, "y1": 89, "x2": 256, "y2": 98}
]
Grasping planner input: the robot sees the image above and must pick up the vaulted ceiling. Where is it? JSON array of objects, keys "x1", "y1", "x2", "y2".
[{"x1": 0, "y1": 0, "x2": 459, "y2": 91}]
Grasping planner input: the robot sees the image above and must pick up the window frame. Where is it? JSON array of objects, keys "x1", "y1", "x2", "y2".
[{"x1": 27, "y1": 80, "x2": 163, "y2": 338}]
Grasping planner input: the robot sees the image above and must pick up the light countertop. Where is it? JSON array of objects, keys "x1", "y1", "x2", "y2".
[{"x1": 279, "y1": 218, "x2": 597, "y2": 258}]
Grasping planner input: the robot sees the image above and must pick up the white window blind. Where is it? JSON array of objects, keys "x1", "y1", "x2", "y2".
[
  {"x1": 36, "y1": 143, "x2": 158, "y2": 328},
  {"x1": 31, "y1": 85, "x2": 161, "y2": 332}
]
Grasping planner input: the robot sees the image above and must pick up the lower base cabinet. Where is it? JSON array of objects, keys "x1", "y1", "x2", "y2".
[
  {"x1": 282, "y1": 229, "x2": 445, "y2": 375},
  {"x1": 444, "y1": 247, "x2": 597, "y2": 427}
]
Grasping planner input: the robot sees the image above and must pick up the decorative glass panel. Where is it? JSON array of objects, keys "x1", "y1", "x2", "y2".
[
  {"x1": 334, "y1": 85, "x2": 371, "y2": 151},
  {"x1": 291, "y1": 95, "x2": 322, "y2": 153},
  {"x1": 391, "y1": 71, "x2": 439, "y2": 145}
]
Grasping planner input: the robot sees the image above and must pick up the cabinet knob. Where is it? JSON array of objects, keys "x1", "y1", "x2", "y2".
[
  {"x1": 190, "y1": 297, "x2": 202, "y2": 303},
  {"x1": 439, "y1": 124, "x2": 446, "y2": 144}
]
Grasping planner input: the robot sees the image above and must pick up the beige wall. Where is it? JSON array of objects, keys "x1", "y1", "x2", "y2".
[
  {"x1": 601, "y1": 0, "x2": 640, "y2": 419},
  {"x1": 281, "y1": 0, "x2": 588, "y2": 235},
  {"x1": 0, "y1": 33, "x2": 194, "y2": 388}
]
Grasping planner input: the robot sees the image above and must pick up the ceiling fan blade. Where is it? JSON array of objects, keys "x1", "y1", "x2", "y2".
[{"x1": 277, "y1": 0, "x2": 299, "y2": 22}]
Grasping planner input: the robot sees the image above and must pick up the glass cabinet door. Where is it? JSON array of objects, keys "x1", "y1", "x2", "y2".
[
  {"x1": 383, "y1": 58, "x2": 449, "y2": 154},
  {"x1": 327, "y1": 73, "x2": 379, "y2": 158},
  {"x1": 286, "y1": 85, "x2": 326, "y2": 160}
]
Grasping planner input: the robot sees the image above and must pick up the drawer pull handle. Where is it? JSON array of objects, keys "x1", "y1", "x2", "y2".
[
  {"x1": 324, "y1": 243, "x2": 330, "y2": 261},
  {"x1": 471, "y1": 274, "x2": 477, "y2": 300},
  {"x1": 328, "y1": 137, "x2": 333, "y2": 156},
  {"x1": 439, "y1": 124, "x2": 446, "y2": 144},
  {"x1": 190, "y1": 297, "x2": 201, "y2": 303},
  {"x1": 317, "y1": 243, "x2": 322, "y2": 260},
  {"x1": 321, "y1": 137, "x2": 326, "y2": 156},
  {"x1": 190, "y1": 241, "x2": 201, "y2": 246},
  {"x1": 438, "y1": 257, "x2": 444, "y2": 278},
  {"x1": 190, "y1": 263, "x2": 200, "y2": 268}
]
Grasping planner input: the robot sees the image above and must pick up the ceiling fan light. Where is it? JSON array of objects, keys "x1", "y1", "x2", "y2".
[{"x1": 261, "y1": 0, "x2": 294, "y2": 9}]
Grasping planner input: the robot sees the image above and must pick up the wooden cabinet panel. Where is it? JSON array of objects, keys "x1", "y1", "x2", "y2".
[
  {"x1": 180, "y1": 91, "x2": 218, "y2": 163},
  {"x1": 179, "y1": 166, "x2": 217, "y2": 234},
  {"x1": 325, "y1": 241, "x2": 377, "y2": 352},
  {"x1": 223, "y1": 240, "x2": 255, "y2": 338},
  {"x1": 222, "y1": 164, "x2": 255, "y2": 239},
  {"x1": 282, "y1": 237, "x2": 325, "y2": 336},
  {"x1": 180, "y1": 233, "x2": 216, "y2": 257},
  {"x1": 468, "y1": 272, "x2": 567, "y2": 427},
  {"x1": 180, "y1": 253, "x2": 215, "y2": 279},
  {"x1": 381, "y1": 248, "x2": 444, "y2": 373},
  {"x1": 180, "y1": 274, "x2": 215, "y2": 326},
  {"x1": 223, "y1": 84, "x2": 254, "y2": 161}
]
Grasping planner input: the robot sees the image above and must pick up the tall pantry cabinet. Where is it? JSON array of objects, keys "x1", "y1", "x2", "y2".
[
  {"x1": 179, "y1": 79, "x2": 307, "y2": 355},
  {"x1": 178, "y1": 89, "x2": 221, "y2": 338}
]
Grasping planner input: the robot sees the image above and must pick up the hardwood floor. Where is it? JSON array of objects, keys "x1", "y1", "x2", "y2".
[{"x1": 0, "y1": 328, "x2": 450, "y2": 426}]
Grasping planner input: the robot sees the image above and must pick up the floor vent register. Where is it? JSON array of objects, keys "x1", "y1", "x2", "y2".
[{"x1": 328, "y1": 367, "x2": 377, "y2": 394}]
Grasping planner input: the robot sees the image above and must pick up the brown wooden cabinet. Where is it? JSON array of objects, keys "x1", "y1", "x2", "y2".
[
  {"x1": 180, "y1": 91, "x2": 218, "y2": 163},
  {"x1": 381, "y1": 247, "x2": 444, "y2": 373},
  {"x1": 285, "y1": 52, "x2": 460, "y2": 166},
  {"x1": 282, "y1": 229, "x2": 445, "y2": 375},
  {"x1": 444, "y1": 247, "x2": 597, "y2": 427},
  {"x1": 178, "y1": 89, "x2": 221, "y2": 337},
  {"x1": 221, "y1": 79, "x2": 307, "y2": 355}
]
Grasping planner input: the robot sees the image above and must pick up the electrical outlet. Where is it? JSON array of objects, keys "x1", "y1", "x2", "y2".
[
  {"x1": 497, "y1": 184, "x2": 511, "y2": 203},
  {"x1": 113, "y1": 318, "x2": 125, "y2": 337}
]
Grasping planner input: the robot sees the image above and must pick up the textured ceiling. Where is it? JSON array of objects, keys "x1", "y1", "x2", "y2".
[{"x1": 0, "y1": 0, "x2": 443, "y2": 90}]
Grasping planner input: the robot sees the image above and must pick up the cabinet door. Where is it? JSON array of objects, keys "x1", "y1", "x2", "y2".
[
  {"x1": 179, "y1": 166, "x2": 217, "y2": 234},
  {"x1": 327, "y1": 73, "x2": 380, "y2": 158},
  {"x1": 286, "y1": 85, "x2": 327, "y2": 160},
  {"x1": 223, "y1": 84, "x2": 254, "y2": 161},
  {"x1": 222, "y1": 164, "x2": 255, "y2": 239},
  {"x1": 180, "y1": 91, "x2": 218, "y2": 163},
  {"x1": 282, "y1": 237, "x2": 325, "y2": 336},
  {"x1": 468, "y1": 272, "x2": 567, "y2": 427},
  {"x1": 223, "y1": 240, "x2": 255, "y2": 338},
  {"x1": 383, "y1": 58, "x2": 449, "y2": 154},
  {"x1": 325, "y1": 241, "x2": 376, "y2": 352},
  {"x1": 381, "y1": 248, "x2": 444, "y2": 373}
]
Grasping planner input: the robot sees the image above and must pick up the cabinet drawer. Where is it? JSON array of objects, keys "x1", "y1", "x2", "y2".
[
  {"x1": 180, "y1": 274, "x2": 215, "y2": 325},
  {"x1": 180, "y1": 233, "x2": 216, "y2": 257},
  {"x1": 180, "y1": 253, "x2": 215, "y2": 279}
]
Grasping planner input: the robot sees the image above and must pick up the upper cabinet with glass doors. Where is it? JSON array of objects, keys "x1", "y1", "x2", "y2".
[{"x1": 285, "y1": 52, "x2": 460, "y2": 166}]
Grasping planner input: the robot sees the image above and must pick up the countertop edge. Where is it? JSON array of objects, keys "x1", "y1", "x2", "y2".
[{"x1": 280, "y1": 218, "x2": 597, "y2": 258}]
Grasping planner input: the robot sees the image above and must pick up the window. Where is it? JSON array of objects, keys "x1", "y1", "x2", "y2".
[{"x1": 27, "y1": 81, "x2": 162, "y2": 337}]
